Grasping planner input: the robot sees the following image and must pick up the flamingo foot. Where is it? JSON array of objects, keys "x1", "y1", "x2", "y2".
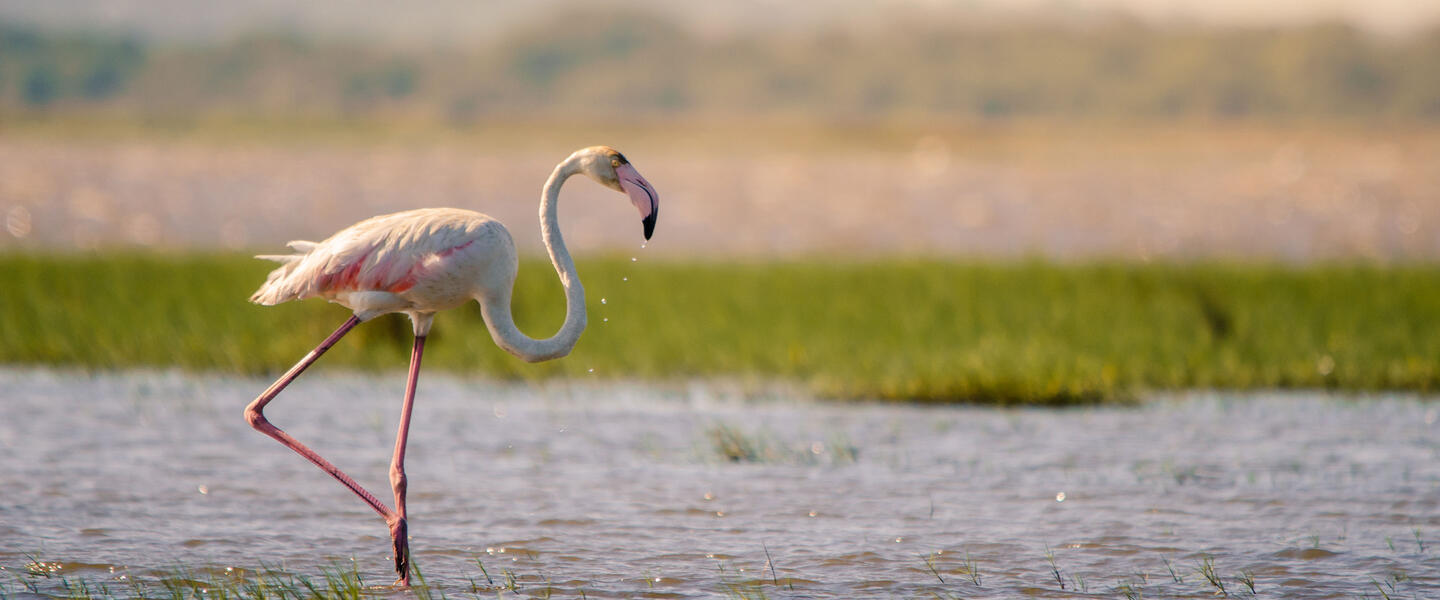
[{"x1": 390, "y1": 518, "x2": 410, "y2": 586}]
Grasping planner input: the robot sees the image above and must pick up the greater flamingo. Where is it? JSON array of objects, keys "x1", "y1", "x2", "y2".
[{"x1": 243, "y1": 146, "x2": 658, "y2": 585}]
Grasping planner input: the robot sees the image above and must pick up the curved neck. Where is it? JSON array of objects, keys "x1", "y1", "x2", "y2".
[{"x1": 478, "y1": 158, "x2": 587, "y2": 362}]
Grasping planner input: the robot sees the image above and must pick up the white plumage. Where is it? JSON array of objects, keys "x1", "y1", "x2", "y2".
[{"x1": 250, "y1": 208, "x2": 513, "y2": 331}]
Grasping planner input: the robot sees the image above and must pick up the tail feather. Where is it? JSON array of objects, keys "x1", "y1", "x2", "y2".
[{"x1": 250, "y1": 242, "x2": 318, "y2": 305}]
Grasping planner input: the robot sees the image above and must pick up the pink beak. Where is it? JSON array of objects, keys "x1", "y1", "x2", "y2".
[{"x1": 615, "y1": 163, "x2": 658, "y2": 240}]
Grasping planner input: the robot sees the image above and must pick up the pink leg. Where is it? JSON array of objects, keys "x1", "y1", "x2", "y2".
[
  {"x1": 388, "y1": 334, "x2": 425, "y2": 585},
  {"x1": 243, "y1": 316, "x2": 399, "y2": 555}
]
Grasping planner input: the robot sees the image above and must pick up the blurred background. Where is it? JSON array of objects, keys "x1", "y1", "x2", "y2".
[
  {"x1": 6, "y1": 5, "x2": 1440, "y2": 595},
  {"x1": 2, "y1": 0, "x2": 1437, "y2": 261}
]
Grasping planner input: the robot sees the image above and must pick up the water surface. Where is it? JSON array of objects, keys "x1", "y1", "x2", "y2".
[{"x1": 1, "y1": 369, "x2": 1437, "y2": 598}]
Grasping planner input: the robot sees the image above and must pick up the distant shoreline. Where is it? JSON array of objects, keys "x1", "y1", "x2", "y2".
[{"x1": 2, "y1": 124, "x2": 1436, "y2": 262}]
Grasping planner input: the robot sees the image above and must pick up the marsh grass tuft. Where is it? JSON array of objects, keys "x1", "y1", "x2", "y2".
[
  {"x1": 1369, "y1": 570, "x2": 1411, "y2": 600},
  {"x1": 716, "y1": 564, "x2": 771, "y2": 600},
  {"x1": 1043, "y1": 545, "x2": 1065, "y2": 590},
  {"x1": 1162, "y1": 556, "x2": 1183, "y2": 583},
  {"x1": 919, "y1": 552, "x2": 945, "y2": 584},
  {"x1": 705, "y1": 423, "x2": 858, "y2": 465},
  {"x1": 919, "y1": 549, "x2": 980, "y2": 590},
  {"x1": 1236, "y1": 569, "x2": 1256, "y2": 595},
  {"x1": 709, "y1": 424, "x2": 767, "y2": 463},
  {"x1": 760, "y1": 542, "x2": 782, "y2": 589},
  {"x1": 960, "y1": 551, "x2": 981, "y2": 587},
  {"x1": 1370, "y1": 577, "x2": 1393, "y2": 600},
  {"x1": 1196, "y1": 556, "x2": 1227, "y2": 596},
  {"x1": 1116, "y1": 579, "x2": 1143, "y2": 600}
]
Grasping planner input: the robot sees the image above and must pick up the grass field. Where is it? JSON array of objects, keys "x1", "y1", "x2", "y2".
[{"x1": 1, "y1": 253, "x2": 1436, "y2": 404}]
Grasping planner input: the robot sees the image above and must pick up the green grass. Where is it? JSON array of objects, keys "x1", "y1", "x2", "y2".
[
  {"x1": 4, "y1": 558, "x2": 443, "y2": 600},
  {"x1": 1, "y1": 253, "x2": 1437, "y2": 404}
]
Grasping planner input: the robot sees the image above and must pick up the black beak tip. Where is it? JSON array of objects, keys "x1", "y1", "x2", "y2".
[{"x1": 642, "y1": 212, "x2": 657, "y2": 240}]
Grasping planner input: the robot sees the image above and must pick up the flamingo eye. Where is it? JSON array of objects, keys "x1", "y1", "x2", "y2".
[{"x1": 611, "y1": 158, "x2": 621, "y2": 168}]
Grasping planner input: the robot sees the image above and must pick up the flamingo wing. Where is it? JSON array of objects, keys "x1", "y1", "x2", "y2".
[{"x1": 250, "y1": 209, "x2": 490, "y2": 306}]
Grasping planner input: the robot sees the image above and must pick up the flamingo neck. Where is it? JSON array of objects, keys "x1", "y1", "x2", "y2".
[{"x1": 479, "y1": 157, "x2": 587, "y2": 363}]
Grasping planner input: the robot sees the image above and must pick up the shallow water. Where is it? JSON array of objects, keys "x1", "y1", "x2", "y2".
[{"x1": 1, "y1": 369, "x2": 1437, "y2": 598}]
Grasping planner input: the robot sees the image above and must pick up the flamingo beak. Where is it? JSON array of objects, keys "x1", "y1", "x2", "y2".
[{"x1": 615, "y1": 163, "x2": 658, "y2": 240}]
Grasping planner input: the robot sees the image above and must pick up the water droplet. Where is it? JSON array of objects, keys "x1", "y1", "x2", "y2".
[
  {"x1": 631, "y1": 257, "x2": 638, "y2": 262},
  {"x1": 622, "y1": 277, "x2": 628, "y2": 282},
  {"x1": 588, "y1": 368, "x2": 595, "y2": 373},
  {"x1": 600, "y1": 297, "x2": 607, "y2": 304},
  {"x1": 1056, "y1": 491, "x2": 1067, "y2": 502},
  {"x1": 602, "y1": 317, "x2": 608, "y2": 322},
  {"x1": 641, "y1": 242, "x2": 647, "y2": 249}
]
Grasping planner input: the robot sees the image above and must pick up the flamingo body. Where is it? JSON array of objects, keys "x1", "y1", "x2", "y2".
[
  {"x1": 251, "y1": 208, "x2": 517, "y2": 334},
  {"x1": 242, "y1": 146, "x2": 657, "y2": 585}
]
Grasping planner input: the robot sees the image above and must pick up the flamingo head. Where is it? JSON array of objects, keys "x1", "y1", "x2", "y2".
[{"x1": 579, "y1": 146, "x2": 659, "y2": 240}]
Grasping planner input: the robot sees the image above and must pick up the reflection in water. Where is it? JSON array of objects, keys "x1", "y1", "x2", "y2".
[{"x1": 1, "y1": 369, "x2": 1437, "y2": 598}]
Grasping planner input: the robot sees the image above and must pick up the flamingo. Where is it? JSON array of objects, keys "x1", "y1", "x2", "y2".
[{"x1": 243, "y1": 146, "x2": 658, "y2": 585}]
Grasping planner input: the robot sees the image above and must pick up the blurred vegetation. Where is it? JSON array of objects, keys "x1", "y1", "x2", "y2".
[
  {"x1": 2, "y1": 254, "x2": 1436, "y2": 404},
  {"x1": 1, "y1": 12, "x2": 1439, "y2": 122}
]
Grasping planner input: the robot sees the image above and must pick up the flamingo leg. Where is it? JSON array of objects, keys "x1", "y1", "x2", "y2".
[
  {"x1": 243, "y1": 315, "x2": 401, "y2": 553},
  {"x1": 387, "y1": 334, "x2": 425, "y2": 586}
]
